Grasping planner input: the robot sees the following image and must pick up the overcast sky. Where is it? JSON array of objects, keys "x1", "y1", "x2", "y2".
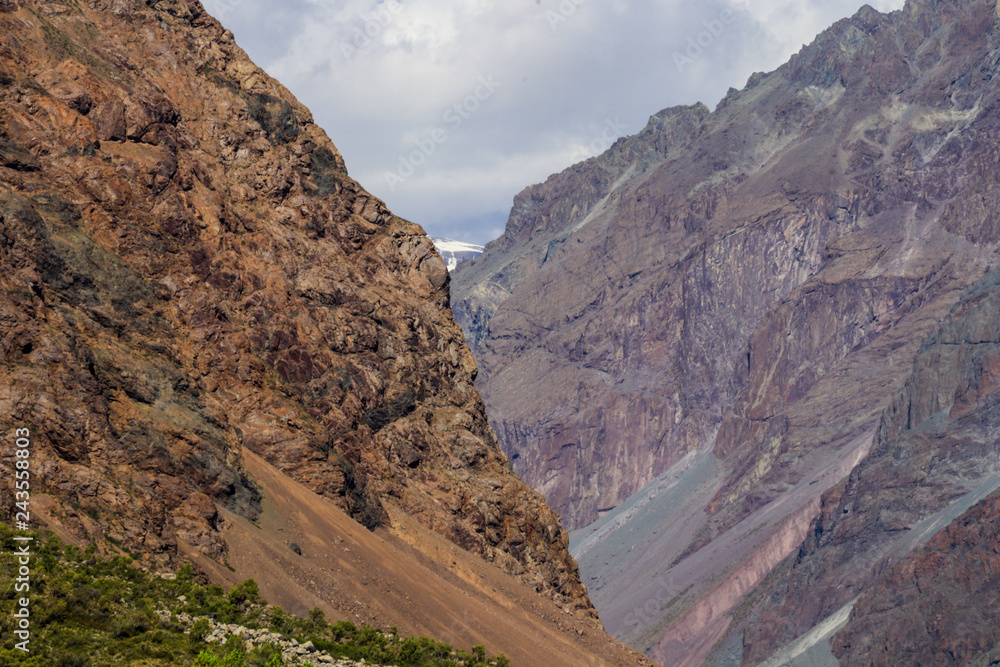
[{"x1": 212, "y1": 0, "x2": 906, "y2": 245}]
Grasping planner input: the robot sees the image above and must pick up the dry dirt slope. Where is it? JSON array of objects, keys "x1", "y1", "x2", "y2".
[
  {"x1": 179, "y1": 451, "x2": 653, "y2": 667},
  {"x1": 34, "y1": 448, "x2": 653, "y2": 665}
]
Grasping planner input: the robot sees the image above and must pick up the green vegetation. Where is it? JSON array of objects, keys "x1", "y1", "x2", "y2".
[
  {"x1": 0, "y1": 523, "x2": 509, "y2": 666},
  {"x1": 309, "y1": 147, "x2": 342, "y2": 197},
  {"x1": 246, "y1": 92, "x2": 300, "y2": 145}
]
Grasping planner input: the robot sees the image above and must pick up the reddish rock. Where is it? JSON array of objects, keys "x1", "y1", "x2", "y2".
[
  {"x1": 0, "y1": 0, "x2": 593, "y2": 619},
  {"x1": 454, "y1": 0, "x2": 1000, "y2": 534},
  {"x1": 742, "y1": 266, "x2": 1000, "y2": 665},
  {"x1": 831, "y1": 491, "x2": 1000, "y2": 666}
]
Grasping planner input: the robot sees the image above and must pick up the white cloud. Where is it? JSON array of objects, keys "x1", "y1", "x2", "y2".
[{"x1": 219, "y1": 0, "x2": 907, "y2": 244}]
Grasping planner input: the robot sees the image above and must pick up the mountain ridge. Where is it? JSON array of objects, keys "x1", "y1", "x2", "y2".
[
  {"x1": 452, "y1": 0, "x2": 1000, "y2": 663},
  {"x1": 0, "y1": 1, "x2": 658, "y2": 663}
]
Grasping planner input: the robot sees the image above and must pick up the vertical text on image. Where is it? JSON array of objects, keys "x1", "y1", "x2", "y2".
[{"x1": 12, "y1": 427, "x2": 33, "y2": 652}]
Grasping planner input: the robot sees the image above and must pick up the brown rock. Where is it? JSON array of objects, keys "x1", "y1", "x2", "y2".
[
  {"x1": 832, "y1": 491, "x2": 1000, "y2": 666},
  {"x1": 742, "y1": 266, "x2": 1000, "y2": 665},
  {"x1": 454, "y1": 0, "x2": 1000, "y2": 534},
  {"x1": 0, "y1": 0, "x2": 593, "y2": 619}
]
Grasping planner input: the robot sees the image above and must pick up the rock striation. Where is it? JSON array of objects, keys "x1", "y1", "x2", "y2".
[
  {"x1": 0, "y1": 0, "x2": 592, "y2": 625},
  {"x1": 452, "y1": 0, "x2": 1000, "y2": 662},
  {"x1": 832, "y1": 489, "x2": 1000, "y2": 666},
  {"x1": 455, "y1": 0, "x2": 1000, "y2": 531},
  {"x1": 452, "y1": 101, "x2": 715, "y2": 529},
  {"x1": 743, "y1": 265, "x2": 1000, "y2": 665}
]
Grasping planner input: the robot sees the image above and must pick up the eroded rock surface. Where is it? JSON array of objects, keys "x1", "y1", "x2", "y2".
[
  {"x1": 452, "y1": 0, "x2": 1000, "y2": 661},
  {"x1": 0, "y1": 0, "x2": 592, "y2": 618},
  {"x1": 743, "y1": 266, "x2": 1000, "y2": 665},
  {"x1": 455, "y1": 0, "x2": 1000, "y2": 535},
  {"x1": 833, "y1": 489, "x2": 1000, "y2": 666}
]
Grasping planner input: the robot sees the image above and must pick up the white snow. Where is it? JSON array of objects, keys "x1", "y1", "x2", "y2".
[
  {"x1": 430, "y1": 237, "x2": 485, "y2": 254},
  {"x1": 430, "y1": 237, "x2": 484, "y2": 272}
]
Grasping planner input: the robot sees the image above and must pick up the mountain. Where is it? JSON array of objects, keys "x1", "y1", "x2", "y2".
[
  {"x1": 0, "y1": 1, "x2": 652, "y2": 664},
  {"x1": 431, "y1": 237, "x2": 484, "y2": 272},
  {"x1": 744, "y1": 265, "x2": 1000, "y2": 666},
  {"x1": 451, "y1": 0, "x2": 1000, "y2": 663}
]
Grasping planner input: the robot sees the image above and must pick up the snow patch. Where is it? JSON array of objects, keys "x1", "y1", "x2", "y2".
[{"x1": 430, "y1": 236, "x2": 484, "y2": 272}]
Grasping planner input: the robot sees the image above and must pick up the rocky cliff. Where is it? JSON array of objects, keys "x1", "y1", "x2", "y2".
[
  {"x1": 0, "y1": 0, "x2": 600, "y2": 641},
  {"x1": 741, "y1": 266, "x2": 1000, "y2": 665},
  {"x1": 832, "y1": 489, "x2": 1000, "y2": 666},
  {"x1": 451, "y1": 101, "x2": 715, "y2": 529},
  {"x1": 452, "y1": 0, "x2": 1000, "y2": 663}
]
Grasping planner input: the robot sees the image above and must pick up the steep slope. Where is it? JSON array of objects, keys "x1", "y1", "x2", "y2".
[
  {"x1": 174, "y1": 450, "x2": 655, "y2": 667},
  {"x1": 452, "y1": 0, "x2": 1000, "y2": 662},
  {"x1": 833, "y1": 490, "x2": 1000, "y2": 666},
  {"x1": 455, "y1": 0, "x2": 1000, "y2": 534},
  {"x1": 739, "y1": 266, "x2": 1000, "y2": 665},
  {"x1": 0, "y1": 0, "x2": 600, "y2": 641},
  {"x1": 452, "y1": 101, "x2": 712, "y2": 528}
]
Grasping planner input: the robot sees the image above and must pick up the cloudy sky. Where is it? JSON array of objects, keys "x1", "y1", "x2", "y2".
[{"x1": 213, "y1": 0, "x2": 906, "y2": 245}]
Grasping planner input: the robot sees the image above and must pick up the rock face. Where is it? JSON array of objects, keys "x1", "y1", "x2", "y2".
[
  {"x1": 452, "y1": 0, "x2": 1000, "y2": 662},
  {"x1": 0, "y1": 0, "x2": 592, "y2": 621},
  {"x1": 833, "y1": 489, "x2": 1000, "y2": 666},
  {"x1": 455, "y1": 0, "x2": 1000, "y2": 531},
  {"x1": 743, "y1": 266, "x2": 1000, "y2": 665},
  {"x1": 452, "y1": 102, "x2": 715, "y2": 529}
]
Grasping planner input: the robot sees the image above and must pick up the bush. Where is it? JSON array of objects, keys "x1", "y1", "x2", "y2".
[
  {"x1": 177, "y1": 562, "x2": 196, "y2": 582},
  {"x1": 55, "y1": 657, "x2": 89, "y2": 667},
  {"x1": 0, "y1": 523, "x2": 514, "y2": 667},
  {"x1": 190, "y1": 618, "x2": 212, "y2": 644},
  {"x1": 246, "y1": 642, "x2": 283, "y2": 667},
  {"x1": 308, "y1": 606, "x2": 326, "y2": 627},
  {"x1": 111, "y1": 609, "x2": 153, "y2": 638},
  {"x1": 227, "y1": 579, "x2": 260, "y2": 606}
]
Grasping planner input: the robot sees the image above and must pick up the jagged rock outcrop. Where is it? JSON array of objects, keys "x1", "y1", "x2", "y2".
[
  {"x1": 741, "y1": 266, "x2": 1000, "y2": 665},
  {"x1": 0, "y1": 0, "x2": 592, "y2": 620},
  {"x1": 455, "y1": 0, "x2": 1000, "y2": 535},
  {"x1": 452, "y1": 101, "x2": 716, "y2": 529},
  {"x1": 831, "y1": 489, "x2": 1000, "y2": 666},
  {"x1": 452, "y1": 0, "x2": 1000, "y2": 662}
]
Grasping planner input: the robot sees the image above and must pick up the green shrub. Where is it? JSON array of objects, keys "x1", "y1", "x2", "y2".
[
  {"x1": 308, "y1": 606, "x2": 326, "y2": 627},
  {"x1": 111, "y1": 609, "x2": 153, "y2": 638},
  {"x1": 177, "y1": 562, "x2": 196, "y2": 582},
  {"x1": 190, "y1": 618, "x2": 211, "y2": 644},
  {"x1": 0, "y1": 523, "x2": 514, "y2": 667},
  {"x1": 227, "y1": 579, "x2": 260, "y2": 606}
]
